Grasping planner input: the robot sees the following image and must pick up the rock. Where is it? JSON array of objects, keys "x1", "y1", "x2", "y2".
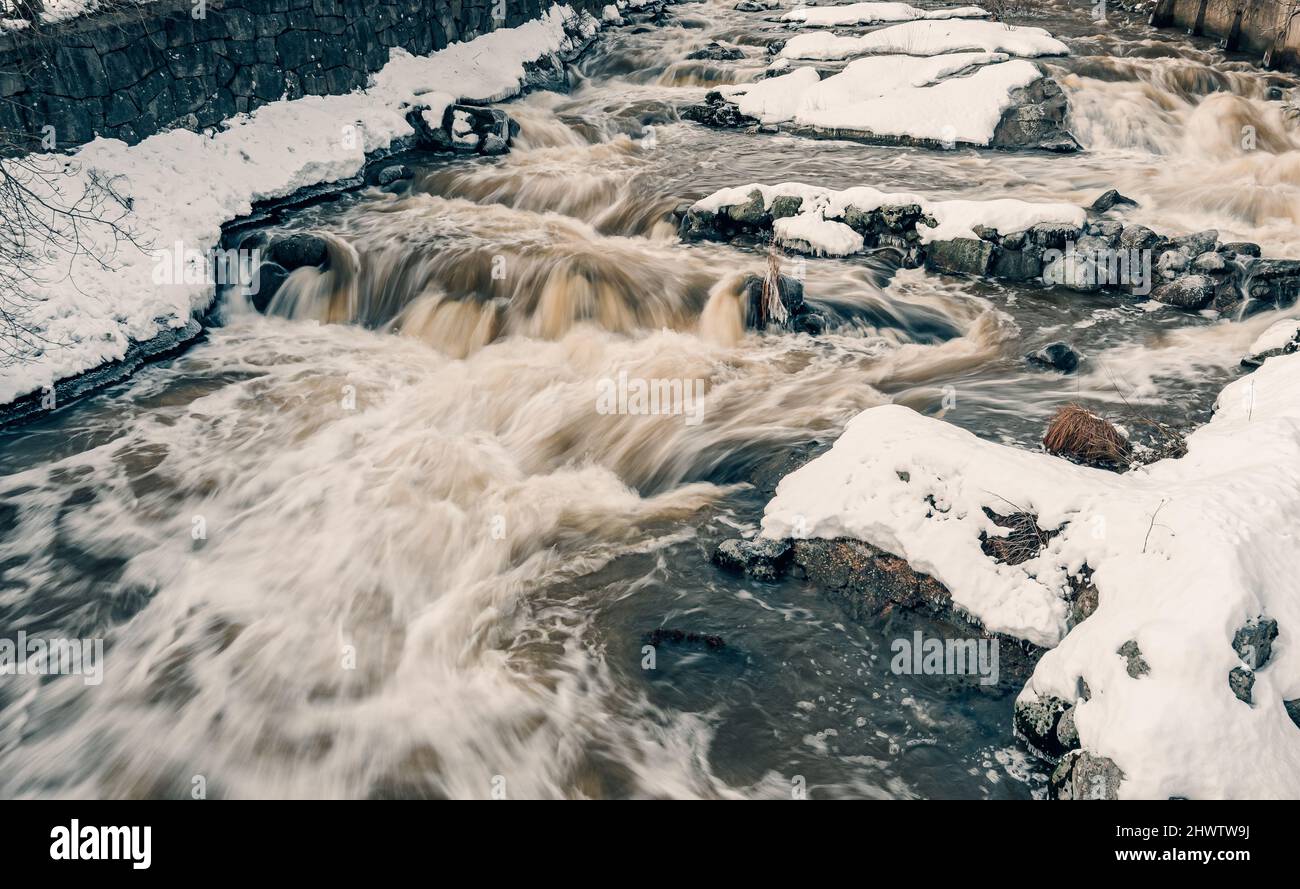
[
  {"x1": 1219, "y1": 241, "x2": 1261, "y2": 258},
  {"x1": 735, "y1": 0, "x2": 777, "y2": 9},
  {"x1": 1156, "y1": 249, "x2": 1188, "y2": 277},
  {"x1": 250, "y1": 261, "x2": 289, "y2": 313},
  {"x1": 1025, "y1": 222, "x2": 1082, "y2": 250},
  {"x1": 924, "y1": 237, "x2": 995, "y2": 276},
  {"x1": 1013, "y1": 695, "x2": 1075, "y2": 759},
  {"x1": 376, "y1": 164, "x2": 412, "y2": 186},
  {"x1": 789, "y1": 537, "x2": 951, "y2": 621},
  {"x1": 972, "y1": 224, "x2": 1000, "y2": 242},
  {"x1": 1056, "y1": 706, "x2": 1080, "y2": 752},
  {"x1": 266, "y1": 232, "x2": 329, "y2": 270},
  {"x1": 725, "y1": 189, "x2": 767, "y2": 226},
  {"x1": 406, "y1": 103, "x2": 516, "y2": 155},
  {"x1": 1238, "y1": 259, "x2": 1300, "y2": 306},
  {"x1": 1050, "y1": 750, "x2": 1124, "y2": 799},
  {"x1": 1085, "y1": 219, "x2": 1124, "y2": 242},
  {"x1": 1026, "y1": 341, "x2": 1081, "y2": 373},
  {"x1": 1232, "y1": 617, "x2": 1278, "y2": 670},
  {"x1": 645, "y1": 628, "x2": 725, "y2": 649},
  {"x1": 1286, "y1": 700, "x2": 1300, "y2": 729},
  {"x1": 712, "y1": 537, "x2": 792, "y2": 581},
  {"x1": 1151, "y1": 275, "x2": 1216, "y2": 310},
  {"x1": 990, "y1": 76, "x2": 1079, "y2": 153},
  {"x1": 1119, "y1": 224, "x2": 1161, "y2": 253},
  {"x1": 770, "y1": 195, "x2": 803, "y2": 219},
  {"x1": 1172, "y1": 229, "x2": 1219, "y2": 256},
  {"x1": 1191, "y1": 250, "x2": 1227, "y2": 274},
  {"x1": 686, "y1": 41, "x2": 744, "y2": 61},
  {"x1": 990, "y1": 247, "x2": 1042, "y2": 281},
  {"x1": 740, "y1": 273, "x2": 805, "y2": 328},
  {"x1": 1117, "y1": 640, "x2": 1149, "y2": 678},
  {"x1": 1088, "y1": 188, "x2": 1138, "y2": 213},
  {"x1": 1066, "y1": 571, "x2": 1099, "y2": 628},
  {"x1": 681, "y1": 91, "x2": 759, "y2": 129},
  {"x1": 1229, "y1": 666, "x2": 1255, "y2": 705}
]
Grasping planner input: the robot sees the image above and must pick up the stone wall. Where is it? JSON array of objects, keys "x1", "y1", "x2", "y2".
[
  {"x1": 0, "y1": 0, "x2": 606, "y2": 151},
  {"x1": 1150, "y1": 0, "x2": 1300, "y2": 71}
]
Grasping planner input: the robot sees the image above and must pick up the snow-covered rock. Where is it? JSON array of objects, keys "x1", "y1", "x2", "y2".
[
  {"x1": 780, "y1": 2, "x2": 988, "y2": 27},
  {"x1": 758, "y1": 354, "x2": 1300, "y2": 798},
  {"x1": 779, "y1": 19, "x2": 1070, "y2": 61},
  {"x1": 687, "y1": 52, "x2": 1076, "y2": 150}
]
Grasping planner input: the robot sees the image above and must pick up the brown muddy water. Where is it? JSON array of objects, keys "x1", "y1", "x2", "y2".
[{"x1": 1, "y1": 0, "x2": 1297, "y2": 798}]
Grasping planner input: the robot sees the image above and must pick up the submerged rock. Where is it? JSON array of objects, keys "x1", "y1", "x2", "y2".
[
  {"x1": 712, "y1": 537, "x2": 793, "y2": 581},
  {"x1": 686, "y1": 41, "x2": 744, "y2": 61},
  {"x1": 1026, "y1": 341, "x2": 1081, "y2": 373}
]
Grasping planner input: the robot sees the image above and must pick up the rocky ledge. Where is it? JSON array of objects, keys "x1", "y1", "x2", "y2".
[{"x1": 677, "y1": 183, "x2": 1300, "y2": 314}]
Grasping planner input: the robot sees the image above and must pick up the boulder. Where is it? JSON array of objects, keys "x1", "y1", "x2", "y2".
[
  {"x1": 1088, "y1": 188, "x2": 1138, "y2": 213},
  {"x1": 681, "y1": 91, "x2": 759, "y2": 129},
  {"x1": 990, "y1": 77, "x2": 1079, "y2": 153},
  {"x1": 686, "y1": 42, "x2": 744, "y2": 61},
  {"x1": 789, "y1": 537, "x2": 951, "y2": 621},
  {"x1": 266, "y1": 232, "x2": 329, "y2": 270},
  {"x1": 1229, "y1": 666, "x2": 1255, "y2": 705},
  {"x1": 741, "y1": 273, "x2": 806, "y2": 328},
  {"x1": 1219, "y1": 241, "x2": 1261, "y2": 258},
  {"x1": 375, "y1": 164, "x2": 412, "y2": 186},
  {"x1": 406, "y1": 103, "x2": 517, "y2": 155},
  {"x1": 1151, "y1": 274, "x2": 1216, "y2": 310},
  {"x1": 1026, "y1": 341, "x2": 1080, "y2": 373},
  {"x1": 1232, "y1": 616, "x2": 1278, "y2": 670},
  {"x1": 1050, "y1": 750, "x2": 1124, "y2": 799},
  {"x1": 1117, "y1": 640, "x2": 1150, "y2": 678},
  {"x1": 712, "y1": 537, "x2": 792, "y2": 581},
  {"x1": 1013, "y1": 695, "x2": 1076, "y2": 759},
  {"x1": 1118, "y1": 223, "x2": 1160, "y2": 253},
  {"x1": 1239, "y1": 259, "x2": 1300, "y2": 306},
  {"x1": 924, "y1": 237, "x2": 995, "y2": 276},
  {"x1": 1172, "y1": 229, "x2": 1218, "y2": 256}
]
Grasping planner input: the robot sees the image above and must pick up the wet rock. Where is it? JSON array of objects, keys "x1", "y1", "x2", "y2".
[
  {"x1": 712, "y1": 537, "x2": 792, "y2": 581},
  {"x1": 1156, "y1": 249, "x2": 1188, "y2": 278},
  {"x1": 1119, "y1": 223, "x2": 1161, "y2": 254},
  {"x1": 990, "y1": 76, "x2": 1079, "y2": 153},
  {"x1": 1220, "y1": 241, "x2": 1261, "y2": 258},
  {"x1": 735, "y1": 0, "x2": 778, "y2": 9},
  {"x1": 1117, "y1": 640, "x2": 1150, "y2": 678},
  {"x1": 681, "y1": 90, "x2": 760, "y2": 129},
  {"x1": 645, "y1": 628, "x2": 725, "y2": 649},
  {"x1": 1056, "y1": 706, "x2": 1080, "y2": 753},
  {"x1": 1151, "y1": 274, "x2": 1216, "y2": 310},
  {"x1": 1191, "y1": 250, "x2": 1227, "y2": 274},
  {"x1": 250, "y1": 261, "x2": 289, "y2": 313},
  {"x1": 1088, "y1": 188, "x2": 1138, "y2": 213},
  {"x1": 1238, "y1": 259, "x2": 1300, "y2": 306},
  {"x1": 1014, "y1": 695, "x2": 1076, "y2": 759},
  {"x1": 375, "y1": 164, "x2": 412, "y2": 186},
  {"x1": 406, "y1": 103, "x2": 517, "y2": 155},
  {"x1": 980, "y1": 508, "x2": 1059, "y2": 566},
  {"x1": 1172, "y1": 229, "x2": 1219, "y2": 256},
  {"x1": 1084, "y1": 219, "x2": 1124, "y2": 243},
  {"x1": 1026, "y1": 222, "x2": 1082, "y2": 251},
  {"x1": 1233, "y1": 616, "x2": 1278, "y2": 670},
  {"x1": 741, "y1": 273, "x2": 806, "y2": 328},
  {"x1": 1050, "y1": 750, "x2": 1124, "y2": 799},
  {"x1": 789, "y1": 537, "x2": 951, "y2": 621},
  {"x1": 1229, "y1": 666, "x2": 1255, "y2": 705},
  {"x1": 266, "y1": 232, "x2": 328, "y2": 270},
  {"x1": 990, "y1": 247, "x2": 1043, "y2": 281},
  {"x1": 686, "y1": 41, "x2": 744, "y2": 61},
  {"x1": 1026, "y1": 341, "x2": 1081, "y2": 373},
  {"x1": 924, "y1": 237, "x2": 995, "y2": 276},
  {"x1": 726, "y1": 189, "x2": 767, "y2": 226}
]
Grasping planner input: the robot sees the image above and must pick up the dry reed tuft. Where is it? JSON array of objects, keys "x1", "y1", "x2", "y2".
[{"x1": 1043, "y1": 403, "x2": 1131, "y2": 469}]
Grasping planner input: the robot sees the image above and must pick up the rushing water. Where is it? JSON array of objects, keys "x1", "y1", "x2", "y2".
[{"x1": 1, "y1": 0, "x2": 1298, "y2": 798}]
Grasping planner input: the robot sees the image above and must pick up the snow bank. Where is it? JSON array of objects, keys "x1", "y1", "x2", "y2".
[
  {"x1": 780, "y1": 2, "x2": 988, "y2": 26},
  {"x1": 760, "y1": 356, "x2": 1300, "y2": 798},
  {"x1": 720, "y1": 53, "x2": 1048, "y2": 145},
  {"x1": 0, "y1": 5, "x2": 604, "y2": 406},
  {"x1": 692, "y1": 181, "x2": 1082, "y2": 255},
  {"x1": 779, "y1": 19, "x2": 1070, "y2": 61}
]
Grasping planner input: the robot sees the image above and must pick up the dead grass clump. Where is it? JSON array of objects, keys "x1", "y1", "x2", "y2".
[{"x1": 1043, "y1": 404, "x2": 1131, "y2": 470}]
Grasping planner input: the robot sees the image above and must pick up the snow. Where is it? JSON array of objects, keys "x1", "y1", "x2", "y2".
[
  {"x1": 693, "y1": 181, "x2": 1082, "y2": 255},
  {"x1": 759, "y1": 354, "x2": 1300, "y2": 798},
  {"x1": 781, "y1": 2, "x2": 989, "y2": 27},
  {"x1": 719, "y1": 53, "x2": 1047, "y2": 145},
  {"x1": 1247, "y1": 318, "x2": 1300, "y2": 357},
  {"x1": 0, "y1": 5, "x2": 605, "y2": 406},
  {"x1": 779, "y1": 19, "x2": 1070, "y2": 61}
]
